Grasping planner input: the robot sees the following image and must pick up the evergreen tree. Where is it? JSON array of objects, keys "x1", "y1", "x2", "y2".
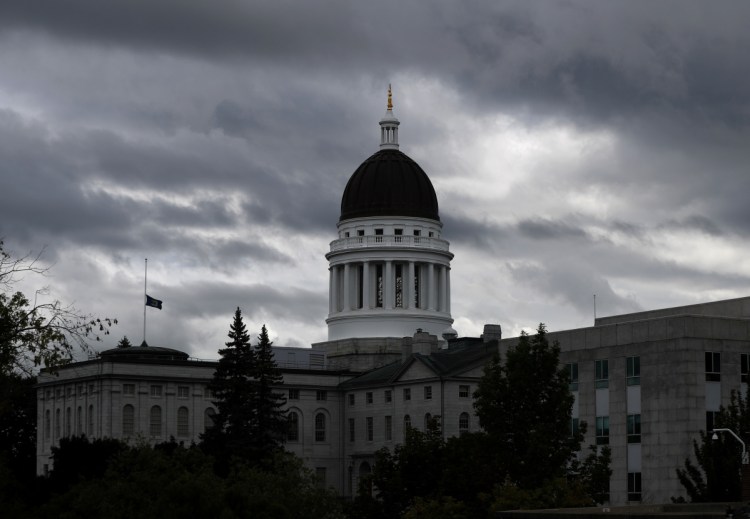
[
  {"x1": 202, "y1": 307, "x2": 257, "y2": 465},
  {"x1": 473, "y1": 324, "x2": 588, "y2": 488},
  {"x1": 116, "y1": 336, "x2": 132, "y2": 348},
  {"x1": 252, "y1": 324, "x2": 287, "y2": 455}
]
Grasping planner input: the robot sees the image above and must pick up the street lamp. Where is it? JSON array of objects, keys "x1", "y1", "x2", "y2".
[{"x1": 712, "y1": 428, "x2": 749, "y2": 464}]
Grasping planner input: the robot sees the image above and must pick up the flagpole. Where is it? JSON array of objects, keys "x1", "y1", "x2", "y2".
[{"x1": 143, "y1": 258, "x2": 147, "y2": 345}]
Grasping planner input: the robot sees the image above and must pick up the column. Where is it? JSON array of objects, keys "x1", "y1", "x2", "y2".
[
  {"x1": 427, "y1": 263, "x2": 435, "y2": 311},
  {"x1": 385, "y1": 261, "x2": 393, "y2": 309},
  {"x1": 343, "y1": 263, "x2": 351, "y2": 311},
  {"x1": 440, "y1": 265, "x2": 447, "y2": 312},
  {"x1": 446, "y1": 267, "x2": 451, "y2": 313},
  {"x1": 407, "y1": 262, "x2": 415, "y2": 309},
  {"x1": 331, "y1": 266, "x2": 338, "y2": 313},
  {"x1": 329, "y1": 267, "x2": 334, "y2": 314},
  {"x1": 362, "y1": 262, "x2": 370, "y2": 310}
]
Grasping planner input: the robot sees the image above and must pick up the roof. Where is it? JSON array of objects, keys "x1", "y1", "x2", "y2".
[
  {"x1": 99, "y1": 345, "x2": 190, "y2": 361},
  {"x1": 339, "y1": 149, "x2": 440, "y2": 222},
  {"x1": 339, "y1": 339, "x2": 496, "y2": 389}
]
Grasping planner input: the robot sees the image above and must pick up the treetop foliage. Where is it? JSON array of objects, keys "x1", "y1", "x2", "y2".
[{"x1": 0, "y1": 241, "x2": 116, "y2": 375}]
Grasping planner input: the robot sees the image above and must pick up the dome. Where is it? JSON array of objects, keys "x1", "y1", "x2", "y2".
[
  {"x1": 340, "y1": 149, "x2": 440, "y2": 222},
  {"x1": 99, "y1": 345, "x2": 190, "y2": 361}
]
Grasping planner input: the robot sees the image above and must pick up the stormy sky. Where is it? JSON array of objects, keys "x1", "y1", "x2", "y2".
[{"x1": 2, "y1": 1, "x2": 750, "y2": 360}]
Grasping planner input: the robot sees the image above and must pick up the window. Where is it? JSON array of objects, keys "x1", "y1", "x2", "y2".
[
  {"x1": 88, "y1": 404, "x2": 94, "y2": 436},
  {"x1": 178, "y1": 386, "x2": 190, "y2": 398},
  {"x1": 177, "y1": 407, "x2": 189, "y2": 437},
  {"x1": 204, "y1": 386, "x2": 214, "y2": 400},
  {"x1": 150, "y1": 385, "x2": 162, "y2": 397},
  {"x1": 344, "y1": 231, "x2": 350, "y2": 238},
  {"x1": 459, "y1": 385, "x2": 470, "y2": 398},
  {"x1": 122, "y1": 405, "x2": 135, "y2": 436},
  {"x1": 627, "y1": 414, "x2": 641, "y2": 443},
  {"x1": 56, "y1": 389, "x2": 61, "y2": 399},
  {"x1": 88, "y1": 384, "x2": 95, "y2": 395},
  {"x1": 366, "y1": 417, "x2": 374, "y2": 441},
  {"x1": 385, "y1": 416, "x2": 392, "y2": 441},
  {"x1": 289, "y1": 389, "x2": 300, "y2": 400},
  {"x1": 316, "y1": 390, "x2": 327, "y2": 401},
  {"x1": 149, "y1": 406, "x2": 162, "y2": 437},
  {"x1": 706, "y1": 410, "x2": 719, "y2": 432},
  {"x1": 375, "y1": 228, "x2": 383, "y2": 243},
  {"x1": 459, "y1": 412, "x2": 470, "y2": 435},
  {"x1": 628, "y1": 472, "x2": 642, "y2": 501},
  {"x1": 595, "y1": 359, "x2": 609, "y2": 389},
  {"x1": 66, "y1": 387, "x2": 72, "y2": 398},
  {"x1": 376, "y1": 264, "x2": 384, "y2": 307},
  {"x1": 204, "y1": 408, "x2": 216, "y2": 431},
  {"x1": 395, "y1": 228, "x2": 403, "y2": 242},
  {"x1": 413, "y1": 230, "x2": 421, "y2": 236},
  {"x1": 123, "y1": 383, "x2": 135, "y2": 396},
  {"x1": 742, "y1": 353, "x2": 749, "y2": 384},
  {"x1": 424, "y1": 413, "x2": 432, "y2": 430},
  {"x1": 394, "y1": 264, "x2": 403, "y2": 308},
  {"x1": 596, "y1": 416, "x2": 609, "y2": 445},
  {"x1": 55, "y1": 409, "x2": 60, "y2": 439},
  {"x1": 357, "y1": 229, "x2": 364, "y2": 236},
  {"x1": 424, "y1": 386, "x2": 432, "y2": 400},
  {"x1": 404, "y1": 415, "x2": 411, "y2": 437},
  {"x1": 66, "y1": 407, "x2": 71, "y2": 436},
  {"x1": 384, "y1": 390, "x2": 392, "y2": 403},
  {"x1": 349, "y1": 418, "x2": 355, "y2": 442},
  {"x1": 571, "y1": 417, "x2": 580, "y2": 437},
  {"x1": 315, "y1": 467, "x2": 327, "y2": 487},
  {"x1": 403, "y1": 388, "x2": 411, "y2": 401},
  {"x1": 315, "y1": 413, "x2": 326, "y2": 442},
  {"x1": 627, "y1": 356, "x2": 641, "y2": 386},
  {"x1": 76, "y1": 406, "x2": 82, "y2": 435},
  {"x1": 348, "y1": 393, "x2": 355, "y2": 406},
  {"x1": 288, "y1": 412, "x2": 299, "y2": 442},
  {"x1": 706, "y1": 352, "x2": 721, "y2": 381},
  {"x1": 568, "y1": 363, "x2": 579, "y2": 391},
  {"x1": 45, "y1": 410, "x2": 51, "y2": 439},
  {"x1": 366, "y1": 392, "x2": 373, "y2": 404}
]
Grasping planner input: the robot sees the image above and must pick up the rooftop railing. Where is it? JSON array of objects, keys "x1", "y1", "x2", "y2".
[{"x1": 330, "y1": 235, "x2": 450, "y2": 252}]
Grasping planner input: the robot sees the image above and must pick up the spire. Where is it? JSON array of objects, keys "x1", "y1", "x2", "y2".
[{"x1": 379, "y1": 84, "x2": 400, "y2": 150}]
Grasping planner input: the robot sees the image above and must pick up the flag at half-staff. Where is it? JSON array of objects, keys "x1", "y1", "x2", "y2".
[{"x1": 145, "y1": 295, "x2": 163, "y2": 310}]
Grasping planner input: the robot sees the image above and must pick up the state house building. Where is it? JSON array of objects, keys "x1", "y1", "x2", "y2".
[{"x1": 36, "y1": 92, "x2": 750, "y2": 505}]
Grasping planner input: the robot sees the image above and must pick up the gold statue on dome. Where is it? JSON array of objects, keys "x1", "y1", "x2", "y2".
[{"x1": 387, "y1": 84, "x2": 393, "y2": 111}]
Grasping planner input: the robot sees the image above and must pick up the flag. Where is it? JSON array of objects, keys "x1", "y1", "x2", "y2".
[{"x1": 145, "y1": 295, "x2": 163, "y2": 310}]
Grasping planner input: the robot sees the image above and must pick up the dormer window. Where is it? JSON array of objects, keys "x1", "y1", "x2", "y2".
[
  {"x1": 345, "y1": 232, "x2": 350, "y2": 238},
  {"x1": 413, "y1": 230, "x2": 421, "y2": 236},
  {"x1": 395, "y1": 229, "x2": 403, "y2": 235},
  {"x1": 357, "y1": 230, "x2": 365, "y2": 236}
]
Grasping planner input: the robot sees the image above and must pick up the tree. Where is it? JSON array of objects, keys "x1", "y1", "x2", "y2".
[
  {"x1": 0, "y1": 241, "x2": 116, "y2": 375},
  {"x1": 202, "y1": 307, "x2": 258, "y2": 466},
  {"x1": 252, "y1": 324, "x2": 287, "y2": 455},
  {"x1": 202, "y1": 312, "x2": 287, "y2": 467},
  {"x1": 677, "y1": 386, "x2": 750, "y2": 502},
  {"x1": 364, "y1": 416, "x2": 446, "y2": 518},
  {"x1": 473, "y1": 324, "x2": 583, "y2": 489},
  {"x1": 116, "y1": 336, "x2": 132, "y2": 348}
]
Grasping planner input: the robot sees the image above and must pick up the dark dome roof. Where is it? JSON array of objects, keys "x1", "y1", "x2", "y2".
[{"x1": 340, "y1": 149, "x2": 440, "y2": 222}]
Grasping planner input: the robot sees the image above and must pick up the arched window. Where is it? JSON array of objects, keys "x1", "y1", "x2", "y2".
[
  {"x1": 359, "y1": 461, "x2": 373, "y2": 496},
  {"x1": 55, "y1": 409, "x2": 60, "y2": 439},
  {"x1": 403, "y1": 414, "x2": 411, "y2": 439},
  {"x1": 177, "y1": 407, "x2": 189, "y2": 437},
  {"x1": 76, "y1": 406, "x2": 83, "y2": 435},
  {"x1": 204, "y1": 408, "x2": 216, "y2": 431},
  {"x1": 288, "y1": 411, "x2": 300, "y2": 442},
  {"x1": 315, "y1": 413, "x2": 326, "y2": 442},
  {"x1": 88, "y1": 405, "x2": 94, "y2": 436},
  {"x1": 459, "y1": 412, "x2": 470, "y2": 435},
  {"x1": 45, "y1": 410, "x2": 51, "y2": 439},
  {"x1": 122, "y1": 405, "x2": 135, "y2": 436},
  {"x1": 149, "y1": 405, "x2": 162, "y2": 437},
  {"x1": 65, "y1": 407, "x2": 71, "y2": 436},
  {"x1": 424, "y1": 413, "x2": 432, "y2": 431}
]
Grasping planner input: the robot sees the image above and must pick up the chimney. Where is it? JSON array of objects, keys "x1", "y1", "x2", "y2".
[
  {"x1": 482, "y1": 324, "x2": 502, "y2": 342},
  {"x1": 412, "y1": 328, "x2": 438, "y2": 356}
]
